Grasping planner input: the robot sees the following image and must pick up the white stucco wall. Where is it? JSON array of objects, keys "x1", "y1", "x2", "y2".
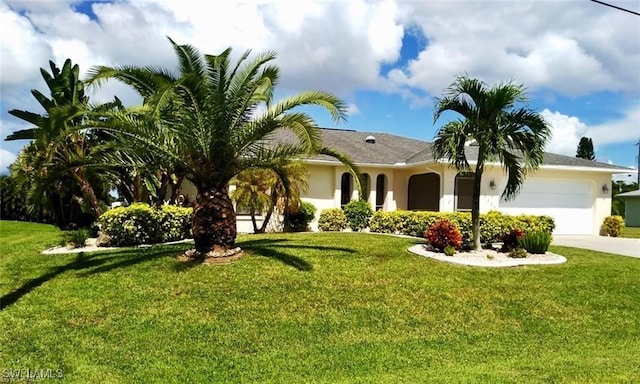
[
  {"x1": 304, "y1": 165, "x2": 397, "y2": 230},
  {"x1": 173, "y1": 163, "x2": 614, "y2": 235}
]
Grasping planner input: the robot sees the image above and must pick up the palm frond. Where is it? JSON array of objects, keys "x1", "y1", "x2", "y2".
[
  {"x1": 318, "y1": 146, "x2": 364, "y2": 196},
  {"x1": 432, "y1": 120, "x2": 471, "y2": 172},
  {"x1": 167, "y1": 36, "x2": 205, "y2": 77}
]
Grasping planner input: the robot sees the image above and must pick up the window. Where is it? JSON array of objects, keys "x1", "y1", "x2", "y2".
[
  {"x1": 341, "y1": 172, "x2": 352, "y2": 207},
  {"x1": 375, "y1": 174, "x2": 387, "y2": 211},
  {"x1": 408, "y1": 173, "x2": 440, "y2": 211},
  {"x1": 455, "y1": 173, "x2": 474, "y2": 211}
]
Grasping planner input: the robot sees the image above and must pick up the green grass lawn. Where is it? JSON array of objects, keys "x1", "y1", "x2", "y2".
[
  {"x1": 1, "y1": 220, "x2": 639, "y2": 383},
  {"x1": 621, "y1": 226, "x2": 640, "y2": 238}
]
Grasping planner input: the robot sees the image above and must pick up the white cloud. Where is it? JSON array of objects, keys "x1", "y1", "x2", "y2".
[
  {"x1": 540, "y1": 109, "x2": 588, "y2": 156},
  {"x1": 0, "y1": 2, "x2": 53, "y2": 95},
  {"x1": 586, "y1": 105, "x2": 640, "y2": 145},
  {"x1": 391, "y1": 1, "x2": 639, "y2": 97},
  {"x1": 0, "y1": 148, "x2": 16, "y2": 174},
  {"x1": 345, "y1": 103, "x2": 360, "y2": 116},
  {"x1": 3, "y1": 0, "x2": 639, "y2": 104},
  {"x1": 1, "y1": 0, "x2": 638, "y2": 167},
  {"x1": 541, "y1": 103, "x2": 640, "y2": 159}
]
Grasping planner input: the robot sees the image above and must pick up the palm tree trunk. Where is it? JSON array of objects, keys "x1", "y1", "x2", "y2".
[
  {"x1": 257, "y1": 193, "x2": 278, "y2": 233},
  {"x1": 192, "y1": 185, "x2": 237, "y2": 253},
  {"x1": 472, "y1": 170, "x2": 483, "y2": 251},
  {"x1": 250, "y1": 211, "x2": 259, "y2": 233},
  {"x1": 72, "y1": 169, "x2": 104, "y2": 218}
]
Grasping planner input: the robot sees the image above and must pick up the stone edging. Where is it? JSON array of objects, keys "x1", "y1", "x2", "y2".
[{"x1": 408, "y1": 244, "x2": 567, "y2": 268}]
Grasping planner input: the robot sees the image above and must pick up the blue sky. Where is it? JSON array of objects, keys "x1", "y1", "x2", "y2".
[{"x1": 1, "y1": 0, "x2": 638, "y2": 182}]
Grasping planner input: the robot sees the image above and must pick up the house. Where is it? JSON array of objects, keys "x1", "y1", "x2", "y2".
[
  {"x1": 178, "y1": 128, "x2": 632, "y2": 235},
  {"x1": 615, "y1": 190, "x2": 640, "y2": 227}
]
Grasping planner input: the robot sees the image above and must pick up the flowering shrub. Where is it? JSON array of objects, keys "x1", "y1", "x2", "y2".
[
  {"x1": 600, "y1": 215, "x2": 624, "y2": 237},
  {"x1": 424, "y1": 219, "x2": 463, "y2": 251},
  {"x1": 318, "y1": 208, "x2": 348, "y2": 231},
  {"x1": 99, "y1": 203, "x2": 192, "y2": 246},
  {"x1": 160, "y1": 205, "x2": 193, "y2": 242},
  {"x1": 500, "y1": 228, "x2": 525, "y2": 252}
]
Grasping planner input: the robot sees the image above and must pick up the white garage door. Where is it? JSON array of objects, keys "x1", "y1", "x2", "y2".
[{"x1": 499, "y1": 179, "x2": 595, "y2": 235}]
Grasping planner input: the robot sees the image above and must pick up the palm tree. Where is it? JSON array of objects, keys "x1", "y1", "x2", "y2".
[
  {"x1": 6, "y1": 59, "x2": 118, "y2": 226},
  {"x1": 86, "y1": 38, "x2": 359, "y2": 256},
  {"x1": 432, "y1": 75, "x2": 551, "y2": 251},
  {"x1": 232, "y1": 161, "x2": 308, "y2": 233}
]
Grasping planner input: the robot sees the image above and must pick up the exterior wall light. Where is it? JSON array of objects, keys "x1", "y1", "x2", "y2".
[
  {"x1": 489, "y1": 179, "x2": 497, "y2": 190},
  {"x1": 602, "y1": 184, "x2": 610, "y2": 194}
]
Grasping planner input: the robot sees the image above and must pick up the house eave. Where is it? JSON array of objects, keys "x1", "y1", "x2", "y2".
[
  {"x1": 303, "y1": 158, "x2": 632, "y2": 173},
  {"x1": 303, "y1": 159, "x2": 410, "y2": 169}
]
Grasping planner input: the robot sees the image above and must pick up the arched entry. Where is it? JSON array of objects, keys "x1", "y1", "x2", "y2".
[{"x1": 408, "y1": 173, "x2": 440, "y2": 211}]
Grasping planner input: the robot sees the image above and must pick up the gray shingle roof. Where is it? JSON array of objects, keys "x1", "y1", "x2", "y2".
[{"x1": 273, "y1": 128, "x2": 631, "y2": 171}]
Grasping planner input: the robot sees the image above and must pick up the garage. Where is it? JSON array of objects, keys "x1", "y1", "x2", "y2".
[{"x1": 499, "y1": 179, "x2": 595, "y2": 235}]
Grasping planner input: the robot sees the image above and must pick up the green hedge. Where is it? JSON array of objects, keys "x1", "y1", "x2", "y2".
[
  {"x1": 369, "y1": 210, "x2": 554, "y2": 243},
  {"x1": 343, "y1": 200, "x2": 373, "y2": 231},
  {"x1": 99, "y1": 203, "x2": 192, "y2": 246},
  {"x1": 318, "y1": 208, "x2": 348, "y2": 231}
]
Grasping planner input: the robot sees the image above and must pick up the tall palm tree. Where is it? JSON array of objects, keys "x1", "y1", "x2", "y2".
[
  {"x1": 6, "y1": 59, "x2": 118, "y2": 226},
  {"x1": 433, "y1": 75, "x2": 551, "y2": 251},
  {"x1": 87, "y1": 38, "x2": 359, "y2": 256}
]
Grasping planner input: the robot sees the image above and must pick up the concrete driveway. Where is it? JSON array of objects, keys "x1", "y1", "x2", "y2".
[{"x1": 552, "y1": 235, "x2": 640, "y2": 258}]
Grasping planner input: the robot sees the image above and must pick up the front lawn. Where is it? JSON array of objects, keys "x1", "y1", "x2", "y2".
[
  {"x1": 1, "y1": 220, "x2": 639, "y2": 383},
  {"x1": 621, "y1": 226, "x2": 640, "y2": 238}
]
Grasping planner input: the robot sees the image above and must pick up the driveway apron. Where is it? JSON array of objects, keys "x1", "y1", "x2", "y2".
[{"x1": 552, "y1": 235, "x2": 640, "y2": 258}]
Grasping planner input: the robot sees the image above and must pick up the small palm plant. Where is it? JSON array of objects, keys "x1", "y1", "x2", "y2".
[{"x1": 433, "y1": 75, "x2": 551, "y2": 251}]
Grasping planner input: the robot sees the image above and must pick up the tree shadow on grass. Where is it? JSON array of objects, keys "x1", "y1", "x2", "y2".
[
  {"x1": 0, "y1": 246, "x2": 180, "y2": 311},
  {"x1": 241, "y1": 239, "x2": 357, "y2": 271}
]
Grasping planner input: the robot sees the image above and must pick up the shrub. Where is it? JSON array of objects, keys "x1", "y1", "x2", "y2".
[
  {"x1": 99, "y1": 203, "x2": 193, "y2": 246},
  {"x1": 508, "y1": 247, "x2": 528, "y2": 258},
  {"x1": 343, "y1": 200, "x2": 373, "y2": 231},
  {"x1": 500, "y1": 228, "x2": 525, "y2": 252},
  {"x1": 439, "y1": 212, "x2": 472, "y2": 244},
  {"x1": 369, "y1": 210, "x2": 554, "y2": 243},
  {"x1": 318, "y1": 208, "x2": 347, "y2": 231},
  {"x1": 600, "y1": 215, "x2": 625, "y2": 237},
  {"x1": 424, "y1": 219, "x2": 463, "y2": 251},
  {"x1": 160, "y1": 205, "x2": 193, "y2": 242},
  {"x1": 519, "y1": 231, "x2": 552, "y2": 254},
  {"x1": 60, "y1": 229, "x2": 90, "y2": 248},
  {"x1": 284, "y1": 201, "x2": 316, "y2": 232},
  {"x1": 514, "y1": 214, "x2": 555, "y2": 235},
  {"x1": 443, "y1": 245, "x2": 456, "y2": 256},
  {"x1": 480, "y1": 211, "x2": 515, "y2": 244}
]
